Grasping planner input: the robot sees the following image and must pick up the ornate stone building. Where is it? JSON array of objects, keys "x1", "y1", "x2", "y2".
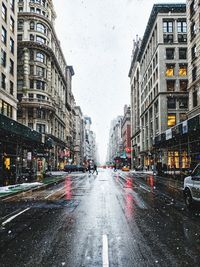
[{"x1": 16, "y1": 0, "x2": 75, "y2": 170}]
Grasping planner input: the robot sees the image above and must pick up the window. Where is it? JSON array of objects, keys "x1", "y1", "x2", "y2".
[
  {"x1": 36, "y1": 8, "x2": 41, "y2": 14},
  {"x1": 36, "y1": 80, "x2": 45, "y2": 90},
  {"x1": 17, "y1": 20, "x2": 24, "y2": 31},
  {"x1": 179, "y1": 80, "x2": 188, "y2": 92},
  {"x1": 1, "y1": 49, "x2": 6, "y2": 67},
  {"x1": 10, "y1": 81, "x2": 14, "y2": 95},
  {"x1": 190, "y1": 0, "x2": 195, "y2": 18},
  {"x1": 37, "y1": 109, "x2": 46, "y2": 119},
  {"x1": 30, "y1": 21, "x2": 35, "y2": 30},
  {"x1": 166, "y1": 64, "x2": 174, "y2": 77},
  {"x1": 163, "y1": 21, "x2": 173, "y2": 33},
  {"x1": 177, "y1": 21, "x2": 187, "y2": 33},
  {"x1": 28, "y1": 123, "x2": 33, "y2": 129},
  {"x1": 167, "y1": 114, "x2": 176, "y2": 127},
  {"x1": 180, "y1": 113, "x2": 187, "y2": 122},
  {"x1": 36, "y1": 66, "x2": 45, "y2": 77},
  {"x1": 30, "y1": 79, "x2": 34, "y2": 89},
  {"x1": 36, "y1": 52, "x2": 45, "y2": 63},
  {"x1": 178, "y1": 34, "x2": 187, "y2": 43},
  {"x1": 9, "y1": 59, "x2": 14, "y2": 75},
  {"x1": 17, "y1": 80, "x2": 24, "y2": 89},
  {"x1": 10, "y1": 38, "x2": 14, "y2": 54},
  {"x1": 28, "y1": 108, "x2": 33, "y2": 118},
  {"x1": 18, "y1": 7, "x2": 23, "y2": 12},
  {"x1": 2, "y1": 3, "x2": 7, "y2": 22},
  {"x1": 36, "y1": 36, "x2": 46, "y2": 44},
  {"x1": 179, "y1": 48, "x2": 187, "y2": 60},
  {"x1": 36, "y1": 23, "x2": 46, "y2": 34},
  {"x1": 17, "y1": 65, "x2": 24, "y2": 75},
  {"x1": 30, "y1": 34, "x2": 34, "y2": 41},
  {"x1": 10, "y1": 17, "x2": 15, "y2": 33},
  {"x1": 191, "y1": 44, "x2": 197, "y2": 60},
  {"x1": 36, "y1": 123, "x2": 46, "y2": 133},
  {"x1": 30, "y1": 7, "x2": 35, "y2": 13},
  {"x1": 166, "y1": 80, "x2": 175, "y2": 91},
  {"x1": 193, "y1": 90, "x2": 197, "y2": 107},
  {"x1": 179, "y1": 97, "x2": 188, "y2": 109},
  {"x1": 2, "y1": 27, "x2": 7, "y2": 44},
  {"x1": 17, "y1": 93, "x2": 23, "y2": 102},
  {"x1": 30, "y1": 65, "x2": 34, "y2": 75},
  {"x1": 1, "y1": 101, "x2": 12, "y2": 118},
  {"x1": 17, "y1": 34, "x2": 22, "y2": 41},
  {"x1": 1, "y1": 73, "x2": 6, "y2": 89},
  {"x1": 10, "y1": 0, "x2": 15, "y2": 12},
  {"x1": 192, "y1": 67, "x2": 197, "y2": 82},
  {"x1": 167, "y1": 97, "x2": 176, "y2": 109},
  {"x1": 166, "y1": 48, "x2": 174, "y2": 60},
  {"x1": 163, "y1": 34, "x2": 174, "y2": 43},
  {"x1": 191, "y1": 22, "x2": 196, "y2": 39},
  {"x1": 179, "y1": 64, "x2": 187, "y2": 77}
]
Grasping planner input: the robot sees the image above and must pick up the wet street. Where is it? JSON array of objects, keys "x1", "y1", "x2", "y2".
[{"x1": 0, "y1": 169, "x2": 200, "y2": 267}]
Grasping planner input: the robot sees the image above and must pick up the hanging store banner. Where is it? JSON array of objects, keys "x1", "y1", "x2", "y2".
[
  {"x1": 166, "y1": 129, "x2": 172, "y2": 140},
  {"x1": 182, "y1": 120, "x2": 188, "y2": 134}
]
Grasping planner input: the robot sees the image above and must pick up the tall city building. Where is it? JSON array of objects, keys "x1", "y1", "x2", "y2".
[
  {"x1": 0, "y1": 0, "x2": 17, "y2": 119},
  {"x1": 16, "y1": 0, "x2": 74, "y2": 169},
  {"x1": 130, "y1": 4, "x2": 188, "y2": 168},
  {"x1": 129, "y1": 37, "x2": 141, "y2": 168},
  {"x1": 187, "y1": 0, "x2": 200, "y2": 118}
]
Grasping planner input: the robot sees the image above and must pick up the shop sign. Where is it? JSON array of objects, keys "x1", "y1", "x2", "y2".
[
  {"x1": 166, "y1": 129, "x2": 172, "y2": 140},
  {"x1": 182, "y1": 120, "x2": 188, "y2": 134},
  {"x1": 27, "y1": 152, "x2": 32, "y2": 161}
]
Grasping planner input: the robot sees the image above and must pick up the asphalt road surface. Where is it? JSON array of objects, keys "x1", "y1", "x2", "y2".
[{"x1": 0, "y1": 169, "x2": 200, "y2": 267}]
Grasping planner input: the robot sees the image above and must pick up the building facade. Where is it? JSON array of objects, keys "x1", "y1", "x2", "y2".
[
  {"x1": 107, "y1": 116, "x2": 123, "y2": 165},
  {"x1": 129, "y1": 37, "x2": 141, "y2": 168},
  {"x1": 74, "y1": 106, "x2": 84, "y2": 165},
  {"x1": 0, "y1": 0, "x2": 17, "y2": 119},
  {"x1": 130, "y1": 4, "x2": 188, "y2": 169},
  {"x1": 121, "y1": 105, "x2": 131, "y2": 167},
  {"x1": 16, "y1": 0, "x2": 75, "y2": 171}
]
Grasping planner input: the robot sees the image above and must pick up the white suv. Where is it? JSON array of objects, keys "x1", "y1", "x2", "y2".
[{"x1": 183, "y1": 164, "x2": 200, "y2": 208}]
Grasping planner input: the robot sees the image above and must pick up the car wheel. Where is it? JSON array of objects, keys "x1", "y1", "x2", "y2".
[{"x1": 184, "y1": 189, "x2": 193, "y2": 209}]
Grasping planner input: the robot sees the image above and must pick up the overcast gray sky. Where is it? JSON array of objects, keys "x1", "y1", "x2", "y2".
[{"x1": 53, "y1": 0, "x2": 185, "y2": 163}]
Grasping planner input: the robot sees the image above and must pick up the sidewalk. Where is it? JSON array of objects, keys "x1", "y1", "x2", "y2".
[{"x1": 0, "y1": 173, "x2": 67, "y2": 200}]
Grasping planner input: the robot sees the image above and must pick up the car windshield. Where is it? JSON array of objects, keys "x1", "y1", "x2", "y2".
[{"x1": 1, "y1": 0, "x2": 200, "y2": 266}]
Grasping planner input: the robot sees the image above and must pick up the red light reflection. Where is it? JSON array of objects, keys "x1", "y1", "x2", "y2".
[
  {"x1": 126, "y1": 177, "x2": 133, "y2": 188},
  {"x1": 147, "y1": 175, "x2": 154, "y2": 189},
  {"x1": 65, "y1": 175, "x2": 72, "y2": 200},
  {"x1": 125, "y1": 193, "x2": 135, "y2": 219}
]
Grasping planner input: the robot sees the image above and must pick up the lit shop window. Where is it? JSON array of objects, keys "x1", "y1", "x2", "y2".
[
  {"x1": 166, "y1": 64, "x2": 174, "y2": 77},
  {"x1": 167, "y1": 113, "x2": 176, "y2": 127},
  {"x1": 179, "y1": 64, "x2": 187, "y2": 77}
]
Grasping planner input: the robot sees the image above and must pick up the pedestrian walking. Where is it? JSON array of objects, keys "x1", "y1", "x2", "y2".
[
  {"x1": 93, "y1": 164, "x2": 98, "y2": 175},
  {"x1": 87, "y1": 163, "x2": 91, "y2": 173}
]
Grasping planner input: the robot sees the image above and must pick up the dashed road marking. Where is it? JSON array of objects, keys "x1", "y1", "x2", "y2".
[{"x1": 102, "y1": 234, "x2": 109, "y2": 267}]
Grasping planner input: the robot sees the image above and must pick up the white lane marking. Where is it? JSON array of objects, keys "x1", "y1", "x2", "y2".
[
  {"x1": 139, "y1": 184, "x2": 151, "y2": 193},
  {"x1": 2, "y1": 207, "x2": 30, "y2": 226},
  {"x1": 102, "y1": 234, "x2": 109, "y2": 267},
  {"x1": 44, "y1": 188, "x2": 64, "y2": 199}
]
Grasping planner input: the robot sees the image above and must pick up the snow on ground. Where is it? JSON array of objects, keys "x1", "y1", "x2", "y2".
[{"x1": 0, "y1": 182, "x2": 43, "y2": 193}]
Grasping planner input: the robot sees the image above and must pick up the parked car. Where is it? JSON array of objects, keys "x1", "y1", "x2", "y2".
[
  {"x1": 64, "y1": 164, "x2": 86, "y2": 173},
  {"x1": 183, "y1": 163, "x2": 200, "y2": 208}
]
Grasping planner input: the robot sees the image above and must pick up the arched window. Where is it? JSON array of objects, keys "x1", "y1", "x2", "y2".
[
  {"x1": 36, "y1": 52, "x2": 45, "y2": 63},
  {"x1": 36, "y1": 23, "x2": 46, "y2": 34}
]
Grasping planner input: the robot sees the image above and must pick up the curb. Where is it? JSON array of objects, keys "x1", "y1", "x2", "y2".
[{"x1": 0, "y1": 176, "x2": 66, "y2": 201}]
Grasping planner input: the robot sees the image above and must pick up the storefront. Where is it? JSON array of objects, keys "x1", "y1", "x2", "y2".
[
  {"x1": 0, "y1": 114, "x2": 43, "y2": 186},
  {"x1": 153, "y1": 113, "x2": 200, "y2": 172}
]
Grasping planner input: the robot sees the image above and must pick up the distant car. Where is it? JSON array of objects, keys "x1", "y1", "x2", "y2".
[
  {"x1": 64, "y1": 164, "x2": 86, "y2": 173},
  {"x1": 122, "y1": 166, "x2": 130, "y2": 171},
  {"x1": 183, "y1": 163, "x2": 200, "y2": 208}
]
